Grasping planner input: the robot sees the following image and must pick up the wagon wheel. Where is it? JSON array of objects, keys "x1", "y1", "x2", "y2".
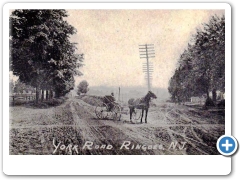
[
  {"x1": 112, "y1": 104, "x2": 122, "y2": 121},
  {"x1": 132, "y1": 109, "x2": 142, "y2": 121},
  {"x1": 95, "y1": 103, "x2": 109, "y2": 119}
]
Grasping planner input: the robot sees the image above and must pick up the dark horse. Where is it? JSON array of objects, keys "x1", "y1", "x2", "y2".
[{"x1": 128, "y1": 91, "x2": 157, "y2": 123}]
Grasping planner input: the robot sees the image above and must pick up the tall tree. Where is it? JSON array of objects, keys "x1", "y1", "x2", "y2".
[
  {"x1": 193, "y1": 15, "x2": 225, "y2": 101},
  {"x1": 10, "y1": 10, "x2": 83, "y2": 103},
  {"x1": 168, "y1": 15, "x2": 225, "y2": 104}
]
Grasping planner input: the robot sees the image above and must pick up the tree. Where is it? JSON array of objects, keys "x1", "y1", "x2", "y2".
[
  {"x1": 13, "y1": 79, "x2": 36, "y2": 94},
  {"x1": 77, "y1": 80, "x2": 89, "y2": 95},
  {"x1": 10, "y1": 10, "x2": 83, "y2": 103},
  {"x1": 168, "y1": 15, "x2": 225, "y2": 104},
  {"x1": 13, "y1": 80, "x2": 25, "y2": 94},
  {"x1": 168, "y1": 45, "x2": 206, "y2": 103},
  {"x1": 193, "y1": 15, "x2": 225, "y2": 102}
]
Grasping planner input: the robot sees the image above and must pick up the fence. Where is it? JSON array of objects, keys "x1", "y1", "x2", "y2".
[{"x1": 10, "y1": 94, "x2": 36, "y2": 106}]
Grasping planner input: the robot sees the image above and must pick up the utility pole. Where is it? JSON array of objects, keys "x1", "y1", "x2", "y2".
[
  {"x1": 118, "y1": 87, "x2": 120, "y2": 101},
  {"x1": 139, "y1": 44, "x2": 155, "y2": 91}
]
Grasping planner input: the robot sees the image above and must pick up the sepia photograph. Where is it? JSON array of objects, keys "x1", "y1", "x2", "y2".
[{"x1": 9, "y1": 8, "x2": 225, "y2": 155}]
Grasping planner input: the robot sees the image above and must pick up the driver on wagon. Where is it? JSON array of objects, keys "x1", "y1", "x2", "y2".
[{"x1": 106, "y1": 92, "x2": 115, "y2": 111}]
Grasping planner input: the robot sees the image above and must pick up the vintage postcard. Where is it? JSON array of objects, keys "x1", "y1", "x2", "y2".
[{"x1": 3, "y1": 3, "x2": 232, "y2": 175}]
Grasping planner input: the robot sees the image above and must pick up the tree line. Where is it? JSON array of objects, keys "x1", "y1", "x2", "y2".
[
  {"x1": 168, "y1": 15, "x2": 225, "y2": 104},
  {"x1": 10, "y1": 10, "x2": 83, "y2": 103}
]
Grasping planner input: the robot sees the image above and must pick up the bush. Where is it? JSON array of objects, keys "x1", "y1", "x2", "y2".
[
  {"x1": 10, "y1": 97, "x2": 66, "y2": 108},
  {"x1": 44, "y1": 98, "x2": 65, "y2": 106},
  {"x1": 10, "y1": 99, "x2": 34, "y2": 106},
  {"x1": 205, "y1": 97, "x2": 215, "y2": 107},
  {"x1": 81, "y1": 95, "x2": 103, "y2": 106},
  {"x1": 217, "y1": 100, "x2": 225, "y2": 108},
  {"x1": 25, "y1": 102, "x2": 49, "y2": 109}
]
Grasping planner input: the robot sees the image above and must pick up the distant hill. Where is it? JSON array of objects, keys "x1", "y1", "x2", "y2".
[{"x1": 73, "y1": 85, "x2": 170, "y2": 102}]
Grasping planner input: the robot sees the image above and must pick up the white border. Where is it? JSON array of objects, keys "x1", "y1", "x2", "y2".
[{"x1": 3, "y1": 3, "x2": 231, "y2": 175}]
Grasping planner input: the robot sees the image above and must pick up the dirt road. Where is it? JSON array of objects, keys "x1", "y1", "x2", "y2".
[{"x1": 9, "y1": 97, "x2": 224, "y2": 155}]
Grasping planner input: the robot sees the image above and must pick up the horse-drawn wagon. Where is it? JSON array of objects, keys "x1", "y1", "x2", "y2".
[{"x1": 95, "y1": 95, "x2": 122, "y2": 121}]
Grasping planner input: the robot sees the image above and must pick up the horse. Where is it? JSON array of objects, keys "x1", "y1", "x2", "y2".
[{"x1": 128, "y1": 91, "x2": 157, "y2": 123}]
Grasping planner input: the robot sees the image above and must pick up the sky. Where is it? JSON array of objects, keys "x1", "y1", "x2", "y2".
[
  {"x1": 10, "y1": 9, "x2": 225, "y2": 89},
  {"x1": 66, "y1": 9, "x2": 224, "y2": 89}
]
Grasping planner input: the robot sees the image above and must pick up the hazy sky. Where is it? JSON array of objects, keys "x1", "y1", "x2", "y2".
[
  {"x1": 66, "y1": 9, "x2": 224, "y2": 89},
  {"x1": 10, "y1": 9, "x2": 224, "y2": 89}
]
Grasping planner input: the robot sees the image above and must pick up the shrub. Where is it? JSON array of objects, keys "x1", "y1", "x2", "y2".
[
  {"x1": 44, "y1": 98, "x2": 65, "y2": 106},
  {"x1": 205, "y1": 97, "x2": 215, "y2": 107},
  {"x1": 217, "y1": 100, "x2": 225, "y2": 108}
]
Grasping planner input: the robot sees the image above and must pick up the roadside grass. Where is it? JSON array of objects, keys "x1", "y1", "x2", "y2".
[
  {"x1": 77, "y1": 95, "x2": 103, "y2": 106},
  {"x1": 9, "y1": 97, "x2": 68, "y2": 109}
]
